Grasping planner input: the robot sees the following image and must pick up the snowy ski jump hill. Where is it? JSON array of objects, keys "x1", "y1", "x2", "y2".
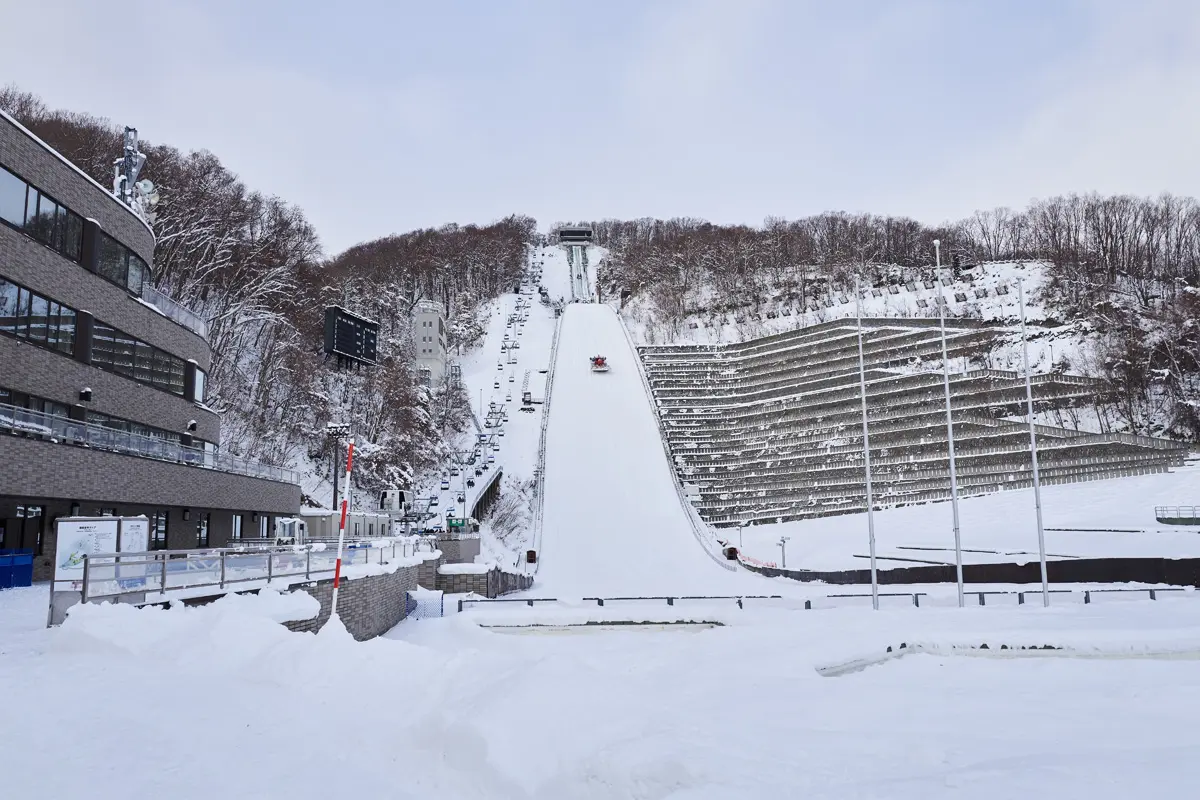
[{"x1": 536, "y1": 303, "x2": 769, "y2": 597}]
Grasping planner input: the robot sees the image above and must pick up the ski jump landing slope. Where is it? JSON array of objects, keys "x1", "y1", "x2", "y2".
[{"x1": 538, "y1": 304, "x2": 768, "y2": 597}]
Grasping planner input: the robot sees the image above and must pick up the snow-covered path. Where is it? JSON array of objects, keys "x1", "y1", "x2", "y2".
[{"x1": 538, "y1": 304, "x2": 767, "y2": 597}]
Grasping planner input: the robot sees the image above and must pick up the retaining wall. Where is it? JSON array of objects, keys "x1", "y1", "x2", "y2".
[
  {"x1": 741, "y1": 555, "x2": 1200, "y2": 588},
  {"x1": 437, "y1": 565, "x2": 534, "y2": 596}
]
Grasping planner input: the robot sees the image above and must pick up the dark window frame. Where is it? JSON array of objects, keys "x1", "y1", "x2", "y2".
[{"x1": 150, "y1": 511, "x2": 169, "y2": 551}]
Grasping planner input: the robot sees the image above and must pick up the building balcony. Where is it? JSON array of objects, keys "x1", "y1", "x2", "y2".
[
  {"x1": 1, "y1": 401, "x2": 296, "y2": 485},
  {"x1": 140, "y1": 284, "x2": 208, "y2": 339}
]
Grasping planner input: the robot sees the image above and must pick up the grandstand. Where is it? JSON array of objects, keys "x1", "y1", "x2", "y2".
[{"x1": 639, "y1": 318, "x2": 1188, "y2": 527}]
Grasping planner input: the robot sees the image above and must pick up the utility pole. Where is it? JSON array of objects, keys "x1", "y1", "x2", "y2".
[
  {"x1": 935, "y1": 240, "x2": 965, "y2": 608},
  {"x1": 1018, "y1": 278, "x2": 1050, "y2": 607}
]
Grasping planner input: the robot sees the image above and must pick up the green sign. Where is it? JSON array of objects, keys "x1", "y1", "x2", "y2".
[{"x1": 447, "y1": 517, "x2": 466, "y2": 528}]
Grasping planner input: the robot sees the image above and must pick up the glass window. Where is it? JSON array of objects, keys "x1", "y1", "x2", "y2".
[
  {"x1": 0, "y1": 278, "x2": 17, "y2": 336},
  {"x1": 151, "y1": 348, "x2": 173, "y2": 387},
  {"x1": 97, "y1": 234, "x2": 127, "y2": 286},
  {"x1": 14, "y1": 287, "x2": 31, "y2": 338},
  {"x1": 27, "y1": 292, "x2": 49, "y2": 344},
  {"x1": 194, "y1": 367, "x2": 207, "y2": 403},
  {"x1": 134, "y1": 340, "x2": 155, "y2": 383},
  {"x1": 258, "y1": 516, "x2": 268, "y2": 537},
  {"x1": 24, "y1": 187, "x2": 38, "y2": 236},
  {"x1": 62, "y1": 211, "x2": 83, "y2": 262},
  {"x1": 167, "y1": 354, "x2": 185, "y2": 396},
  {"x1": 46, "y1": 301, "x2": 61, "y2": 350},
  {"x1": 150, "y1": 511, "x2": 168, "y2": 551},
  {"x1": 0, "y1": 167, "x2": 26, "y2": 227},
  {"x1": 31, "y1": 192, "x2": 57, "y2": 246},
  {"x1": 112, "y1": 330, "x2": 136, "y2": 377},
  {"x1": 195, "y1": 513, "x2": 210, "y2": 548},
  {"x1": 91, "y1": 322, "x2": 116, "y2": 368},
  {"x1": 126, "y1": 254, "x2": 147, "y2": 295},
  {"x1": 56, "y1": 305, "x2": 75, "y2": 354},
  {"x1": 231, "y1": 514, "x2": 243, "y2": 541}
]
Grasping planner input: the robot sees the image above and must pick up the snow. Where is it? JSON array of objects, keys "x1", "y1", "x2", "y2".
[
  {"x1": 736, "y1": 463, "x2": 1200, "y2": 571},
  {"x1": 438, "y1": 563, "x2": 492, "y2": 575},
  {"x1": 4, "y1": 580, "x2": 1200, "y2": 798},
  {"x1": 537, "y1": 303, "x2": 778, "y2": 597}
]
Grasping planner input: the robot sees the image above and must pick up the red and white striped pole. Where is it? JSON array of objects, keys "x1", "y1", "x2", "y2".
[{"x1": 329, "y1": 437, "x2": 355, "y2": 620}]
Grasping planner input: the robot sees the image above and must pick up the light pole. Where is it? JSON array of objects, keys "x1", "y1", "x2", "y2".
[
  {"x1": 855, "y1": 276, "x2": 880, "y2": 610},
  {"x1": 1018, "y1": 278, "x2": 1050, "y2": 607},
  {"x1": 778, "y1": 536, "x2": 790, "y2": 570},
  {"x1": 934, "y1": 240, "x2": 965, "y2": 608},
  {"x1": 325, "y1": 422, "x2": 351, "y2": 513},
  {"x1": 738, "y1": 523, "x2": 744, "y2": 552}
]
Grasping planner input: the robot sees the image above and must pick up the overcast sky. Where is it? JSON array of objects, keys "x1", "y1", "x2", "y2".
[{"x1": 3, "y1": 0, "x2": 1198, "y2": 254}]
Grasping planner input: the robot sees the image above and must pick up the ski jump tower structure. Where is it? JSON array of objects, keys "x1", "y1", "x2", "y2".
[{"x1": 557, "y1": 225, "x2": 593, "y2": 302}]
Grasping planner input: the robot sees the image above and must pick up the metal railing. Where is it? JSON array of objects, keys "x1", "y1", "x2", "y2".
[
  {"x1": 529, "y1": 312, "x2": 562, "y2": 572},
  {"x1": 140, "y1": 284, "x2": 208, "y2": 338},
  {"x1": 72, "y1": 539, "x2": 429, "y2": 605},
  {"x1": 1, "y1": 402, "x2": 299, "y2": 485},
  {"x1": 1155, "y1": 506, "x2": 1200, "y2": 523}
]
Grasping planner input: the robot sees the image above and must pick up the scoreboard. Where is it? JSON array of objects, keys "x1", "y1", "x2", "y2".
[{"x1": 323, "y1": 306, "x2": 379, "y2": 366}]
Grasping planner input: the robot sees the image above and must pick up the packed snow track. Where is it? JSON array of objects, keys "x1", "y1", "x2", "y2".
[{"x1": 537, "y1": 304, "x2": 766, "y2": 597}]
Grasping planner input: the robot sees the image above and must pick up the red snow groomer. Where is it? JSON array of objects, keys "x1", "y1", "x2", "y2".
[{"x1": 589, "y1": 355, "x2": 610, "y2": 373}]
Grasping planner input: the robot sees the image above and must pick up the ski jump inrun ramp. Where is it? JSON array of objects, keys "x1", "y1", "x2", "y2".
[{"x1": 536, "y1": 304, "x2": 766, "y2": 598}]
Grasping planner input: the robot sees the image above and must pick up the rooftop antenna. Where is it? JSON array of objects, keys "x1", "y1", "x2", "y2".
[{"x1": 112, "y1": 127, "x2": 159, "y2": 224}]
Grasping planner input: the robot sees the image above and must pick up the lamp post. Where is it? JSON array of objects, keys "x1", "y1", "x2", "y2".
[
  {"x1": 855, "y1": 276, "x2": 880, "y2": 610},
  {"x1": 934, "y1": 240, "x2": 965, "y2": 608},
  {"x1": 778, "y1": 536, "x2": 790, "y2": 570},
  {"x1": 325, "y1": 422, "x2": 351, "y2": 514},
  {"x1": 1018, "y1": 278, "x2": 1050, "y2": 607}
]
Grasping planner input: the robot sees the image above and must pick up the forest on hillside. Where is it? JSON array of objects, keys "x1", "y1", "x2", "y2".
[{"x1": 581, "y1": 203, "x2": 1200, "y2": 440}]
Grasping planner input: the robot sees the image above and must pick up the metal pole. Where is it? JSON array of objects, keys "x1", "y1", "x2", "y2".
[
  {"x1": 855, "y1": 276, "x2": 880, "y2": 610},
  {"x1": 332, "y1": 437, "x2": 340, "y2": 513},
  {"x1": 779, "y1": 536, "x2": 789, "y2": 569},
  {"x1": 738, "y1": 524, "x2": 743, "y2": 552},
  {"x1": 220, "y1": 550, "x2": 226, "y2": 590},
  {"x1": 329, "y1": 438, "x2": 356, "y2": 621},
  {"x1": 935, "y1": 240, "x2": 965, "y2": 608},
  {"x1": 1018, "y1": 279, "x2": 1050, "y2": 607}
]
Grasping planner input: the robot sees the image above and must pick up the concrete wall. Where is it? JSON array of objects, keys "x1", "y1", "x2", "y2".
[
  {"x1": 436, "y1": 535, "x2": 481, "y2": 564},
  {"x1": 437, "y1": 566, "x2": 534, "y2": 596},
  {"x1": 285, "y1": 558, "x2": 434, "y2": 641}
]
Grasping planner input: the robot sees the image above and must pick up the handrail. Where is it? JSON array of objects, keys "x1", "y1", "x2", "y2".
[
  {"x1": 1, "y1": 402, "x2": 299, "y2": 485},
  {"x1": 614, "y1": 305, "x2": 737, "y2": 572},
  {"x1": 529, "y1": 311, "x2": 563, "y2": 573},
  {"x1": 140, "y1": 284, "x2": 209, "y2": 339}
]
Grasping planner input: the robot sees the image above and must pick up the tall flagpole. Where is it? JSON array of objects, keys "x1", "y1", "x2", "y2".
[
  {"x1": 934, "y1": 241, "x2": 964, "y2": 608},
  {"x1": 329, "y1": 437, "x2": 356, "y2": 621},
  {"x1": 855, "y1": 276, "x2": 880, "y2": 610},
  {"x1": 1018, "y1": 279, "x2": 1050, "y2": 607}
]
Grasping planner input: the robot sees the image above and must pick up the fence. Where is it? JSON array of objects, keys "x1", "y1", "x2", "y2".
[
  {"x1": 140, "y1": 283, "x2": 208, "y2": 338},
  {"x1": 457, "y1": 587, "x2": 1190, "y2": 614},
  {"x1": 1, "y1": 401, "x2": 299, "y2": 485},
  {"x1": 0, "y1": 549, "x2": 34, "y2": 589},
  {"x1": 63, "y1": 539, "x2": 418, "y2": 607},
  {"x1": 1156, "y1": 506, "x2": 1200, "y2": 524}
]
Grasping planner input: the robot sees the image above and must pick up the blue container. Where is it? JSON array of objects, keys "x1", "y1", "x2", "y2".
[{"x1": 0, "y1": 552, "x2": 12, "y2": 590}]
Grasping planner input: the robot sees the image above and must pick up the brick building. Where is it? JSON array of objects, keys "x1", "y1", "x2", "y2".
[{"x1": 0, "y1": 109, "x2": 300, "y2": 579}]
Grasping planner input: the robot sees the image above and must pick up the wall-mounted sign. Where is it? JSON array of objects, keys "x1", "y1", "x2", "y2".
[{"x1": 324, "y1": 306, "x2": 379, "y2": 366}]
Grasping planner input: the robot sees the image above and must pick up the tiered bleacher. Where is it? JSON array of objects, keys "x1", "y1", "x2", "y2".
[{"x1": 639, "y1": 318, "x2": 1188, "y2": 527}]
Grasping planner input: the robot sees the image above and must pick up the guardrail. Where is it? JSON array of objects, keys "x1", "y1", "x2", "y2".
[
  {"x1": 457, "y1": 587, "x2": 1190, "y2": 613},
  {"x1": 63, "y1": 539, "x2": 427, "y2": 608},
  {"x1": 529, "y1": 312, "x2": 563, "y2": 573},
  {"x1": 1, "y1": 402, "x2": 300, "y2": 485},
  {"x1": 614, "y1": 305, "x2": 738, "y2": 572},
  {"x1": 1156, "y1": 506, "x2": 1200, "y2": 523},
  {"x1": 140, "y1": 284, "x2": 209, "y2": 339}
]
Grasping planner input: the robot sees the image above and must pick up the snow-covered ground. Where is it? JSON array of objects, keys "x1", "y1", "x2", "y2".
[
  {"x1": 5, "y1": 582, "x2": 1200, "y2": 799},
  {"x1": 735, "y1": 462, "x2": 1200, "y2": 571},
  {"x1": 538, "y1": 303, "x2": 796, "y2": 597}
]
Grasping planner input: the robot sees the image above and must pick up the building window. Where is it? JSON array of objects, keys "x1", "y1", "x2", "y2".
[
  {"x1": 150, "y1": 511, "x2": 169, "y2": 551},
  {"x1": 9, "y1": 505, "x2": 46, "y2": 554},
  {"x1": 258, "y1": 515, "x2": 269, "y2": 538},
  {"x1": 195, "y1": 512, "x2": 210, "y2": 548},
  {"x1": 231, "y1": 514, "x2": 243, "y2": 541},
  {"x1": 0, "y1": 277, "x2": 77, "y2": 355},
  {"x1": 92, "y1": 320, "x2": 187, "y2": 396},
  {"x1": 0, "y1": 164, "x2": 85, "y2": 264},
  {"x1": 194, "y1": 367, "x2": 207, "y2": 403}
]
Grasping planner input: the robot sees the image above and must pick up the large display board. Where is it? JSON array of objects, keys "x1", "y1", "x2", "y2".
[{"x1": 323, "y1": 306, "x2": 379, "y2": 365}]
